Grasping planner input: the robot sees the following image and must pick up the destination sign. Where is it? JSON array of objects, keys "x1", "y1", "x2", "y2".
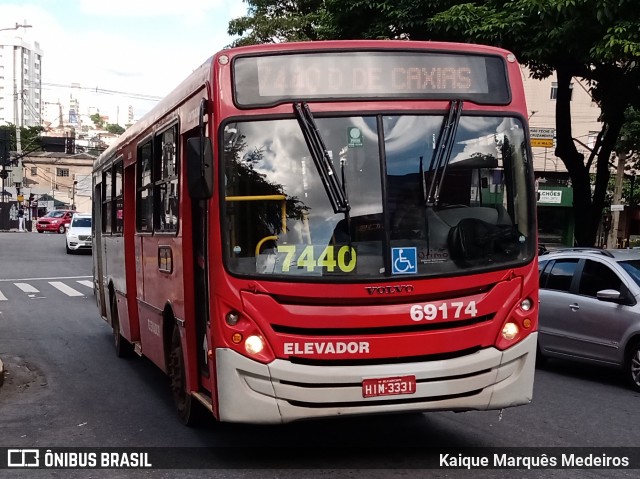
[{"x1": 233, "y1": 51, "x2": 510, "y2": 107}]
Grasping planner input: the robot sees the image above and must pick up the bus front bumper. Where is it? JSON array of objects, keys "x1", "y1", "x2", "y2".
[{"x1": 215, "y1": 333, "x2": 537, "y2": 424}]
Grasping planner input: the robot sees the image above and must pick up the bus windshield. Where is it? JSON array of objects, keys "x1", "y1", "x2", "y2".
[{"x1": 222, "y1": 113, "x2": 533, "y2": 279}]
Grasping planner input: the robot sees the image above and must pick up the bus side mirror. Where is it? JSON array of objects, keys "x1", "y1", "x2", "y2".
[{"x1": 186, "y1": 137, "x2": 213, "y2": 199}]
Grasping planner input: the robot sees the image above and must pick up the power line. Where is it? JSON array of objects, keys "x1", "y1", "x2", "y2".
[{"x1": 22, "y1": 79, "x2": 162, "y2": 102}]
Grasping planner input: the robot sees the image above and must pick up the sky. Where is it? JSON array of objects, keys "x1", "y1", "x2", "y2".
[{"x1": 0, "y1": 0, "x2": 248, "y2": 124}]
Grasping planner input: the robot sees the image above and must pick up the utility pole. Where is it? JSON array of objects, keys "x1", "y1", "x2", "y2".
[
  {"x1": 71, "y1": 179, "x2": 77, "y2": 210},
  {"x1": 14, "y1": 79, "x2": 22, "y2": 202},
  {"x1": 608, "y1": 149, "x2": 627, "y2": 249},
  {"x1": 0, "y1": 129, "x2": 9, "y2": 205}
]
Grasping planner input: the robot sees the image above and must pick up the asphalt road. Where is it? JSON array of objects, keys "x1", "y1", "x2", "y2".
[{"x1": 0, "y1": 231, "x2": 638, "y2": 478}]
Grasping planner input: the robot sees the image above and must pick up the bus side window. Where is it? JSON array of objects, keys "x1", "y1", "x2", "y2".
[
  {"x1": 102, "y1": 166, "x2": 113, "y2": 234},
  {"x1": 154, "y1": 125, "x2": 179, "y2": 232},
  {"x1": 136, "y1": 141, "x2": 153, "y2": 232}
]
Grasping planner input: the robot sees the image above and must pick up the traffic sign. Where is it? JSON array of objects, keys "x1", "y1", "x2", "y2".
[
  {"x1": 531, "y1": 138, "x2": 554, "y2": 148},
  {"x1": 529, "y1": 127, "x2": 555, "y2": 139}
]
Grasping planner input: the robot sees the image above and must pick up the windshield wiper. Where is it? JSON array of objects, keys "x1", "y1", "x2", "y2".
[
  {"x1": 426, "y1": 99, "x2": 463, "y2": 206},
  {"x1": 293, "y1": 102, "x2": 350, "y2": 214}
]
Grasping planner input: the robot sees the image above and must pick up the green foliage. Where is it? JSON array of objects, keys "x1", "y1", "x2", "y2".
[
  {"x1": 90, "y1": 113, "x2": 104, "y2": 128},
  {"x1": 0, "y1": 124, "x2": 45, "y2": 154},
  {"x1": 228, "y1": 0, "x2": 332, "y2": 46},
  {"x1": 106, "y1": 124, "x2": 125, "y2": 135},
  {"x1": 621, "y1": 107, "x2": 640, "y2": 169}
]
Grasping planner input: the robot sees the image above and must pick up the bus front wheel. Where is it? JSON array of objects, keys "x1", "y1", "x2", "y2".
[
  {"x1": 168, "y1": 327, "x2": 196, "y2": 425},
  {"x1": 111, "y1": 294, "x2": 133, "y2": 358}
]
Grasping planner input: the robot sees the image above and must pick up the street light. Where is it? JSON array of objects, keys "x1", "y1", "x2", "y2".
[{"x1": 0, "y1": 23, "x2": 32, "y2": 33}]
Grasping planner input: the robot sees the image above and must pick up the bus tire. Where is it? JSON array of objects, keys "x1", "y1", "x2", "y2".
[
  {"x1": 168, "y1": 327, "x2": 196, "y2": 425},
  {"x1": 111, "y1": 294, "x2": 133, "y2": 358}
]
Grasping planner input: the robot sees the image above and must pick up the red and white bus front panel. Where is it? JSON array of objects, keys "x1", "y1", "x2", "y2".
[{"x1": 212, "y1": 271, "x2": 537, "y2": 423}]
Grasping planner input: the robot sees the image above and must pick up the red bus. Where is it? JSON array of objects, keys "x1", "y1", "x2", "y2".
[{"x1": 92, "y1": 40, "x2": 538, "y2": 425}]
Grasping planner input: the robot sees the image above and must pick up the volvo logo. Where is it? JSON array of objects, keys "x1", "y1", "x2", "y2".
[{"x1": 365, "y1": 285, "x2": 414, "y2": 295}]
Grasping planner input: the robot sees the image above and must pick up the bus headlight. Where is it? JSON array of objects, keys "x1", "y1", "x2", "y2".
[
  {"x1": 502, "y1": 322, "x2": 519, "y2": 341},
  {"x1": 520, "y1": 298, "x2": 533, "y2": 311},
  {"x1": 225, "y1": 311, "x2": 240, "y2": 326},
  {"x1": 245, "y1": 335, "x2": 265, "y2": 355}
]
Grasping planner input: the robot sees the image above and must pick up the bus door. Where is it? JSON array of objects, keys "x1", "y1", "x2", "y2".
[
  {"x1": 192, "y1": 196, "x2": 210, "y2": 379},
  {"x1": 135, "y1": 140, "x2": 153, "y2": 303},
  {"x1": 93, "y1": 180, "x2": 107, "y2": 318},
  {"x1": 185, "y1": 115, "x2": 214, "y2": 383}
]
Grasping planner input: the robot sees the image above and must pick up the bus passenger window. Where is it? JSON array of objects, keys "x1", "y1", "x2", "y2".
[{"x1": 153, "y1": 126, "x2": 180, "y2": 233}]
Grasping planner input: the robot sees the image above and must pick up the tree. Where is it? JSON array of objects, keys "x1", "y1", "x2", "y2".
[
  {"x1": 106, "y1": 124, "x2": 125, "y2": 135},
  {"x1": 425, "y1": 0, "x2": 640, "y2": 246},
  {"x1": 90, "y1": 113, "x2": 105, "y2": 128},
  {"x1": 229, "y1": 0, "x2": 640, "y2": 245},
  {"x1": 0, "y1": 124, "x2": 45, "y2": 159},
  {"x1": 621, "y1": 107, "x2": 640, "y2": 167},
  {"x1": 228, "y1": 0, "x2": 331, "y2": 46},
  {"x1": 619, "y1": 107, "x2": 640, "y2": 206}
]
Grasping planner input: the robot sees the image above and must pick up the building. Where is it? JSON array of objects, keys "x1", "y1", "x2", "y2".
[
  {"x1": 0, "y1": 26, "x2": 43, "y2": 128},
  {"x1": 521, "y1": 67, "x2": 603, "y2": 247},
  {"x1": 18, "y1": 151, "x2": 95, "y2": 215}
]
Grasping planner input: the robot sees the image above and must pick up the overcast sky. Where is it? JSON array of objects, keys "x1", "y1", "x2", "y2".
[{"x1": 0, "y1": 0, "x2": 247, "y2": 123}]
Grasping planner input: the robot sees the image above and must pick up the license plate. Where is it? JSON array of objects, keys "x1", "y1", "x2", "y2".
[{"x1": 362, "y1": 375, "x2": 416, "y2": 398}]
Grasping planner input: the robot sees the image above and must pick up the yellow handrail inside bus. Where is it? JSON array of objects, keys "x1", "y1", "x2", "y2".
[
  {"x1": 255, "y1": 235, "x2": 279, "y2": 256},
  {"x1": 225, "y1": 195, "x2": 287, "y2": 255}
]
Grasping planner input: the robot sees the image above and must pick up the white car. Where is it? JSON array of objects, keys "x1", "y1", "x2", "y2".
[{"x1": 66, "y1": 213, "x2": 92, "y2": 254}]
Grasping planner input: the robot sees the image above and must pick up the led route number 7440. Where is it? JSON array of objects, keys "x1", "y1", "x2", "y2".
[{"x1": 277, "y1": 245, "x2": 356, "y2": 273}]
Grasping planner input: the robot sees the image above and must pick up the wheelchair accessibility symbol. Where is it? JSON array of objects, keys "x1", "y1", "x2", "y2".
[{"x1": 391, "y1": 247, "x2": 417, "y2": 274}]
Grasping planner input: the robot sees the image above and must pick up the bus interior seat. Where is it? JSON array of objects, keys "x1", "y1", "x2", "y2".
[
  {"x1": 436, "y1": 204, "x2": 511, "y2": 227},
  {"x1": 443, "y1": 206, "x2": 520, "y2": 266}
]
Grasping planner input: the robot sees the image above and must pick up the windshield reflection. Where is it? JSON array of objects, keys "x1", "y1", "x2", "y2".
[{"x1": 222, "y1": 114, "x2": 533, "y2": 280}]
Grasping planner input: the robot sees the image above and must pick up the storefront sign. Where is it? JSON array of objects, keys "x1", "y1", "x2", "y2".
[{"x1": 538, "y1": 190, "x2": 562, "y2": 204}]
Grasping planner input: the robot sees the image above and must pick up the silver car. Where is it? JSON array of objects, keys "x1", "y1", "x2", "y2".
[{"x1": 538, "y1": 248, "x2": 640, "y2": 391}]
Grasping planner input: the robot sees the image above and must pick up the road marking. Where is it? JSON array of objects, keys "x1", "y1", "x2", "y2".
[
  {"x1": 0, "y1": 290, "x2": 7, "y2": 301},
  {"x1": 77, "y1": 280, "x2": 94, "y2": 288},
  {"x1": 49, "y1": 282, "x2": 84, "y2": 297},
  {"x1": 0, "y1": 275, "x2": 92, "y2": 283},
  {"x1": 15, "y1": 283, "x2": 39, "y2": 293}
]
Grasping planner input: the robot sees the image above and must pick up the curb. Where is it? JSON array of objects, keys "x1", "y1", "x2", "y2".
[{"x1": 0, "y1": 357, "x2": 4, "y2": 388}]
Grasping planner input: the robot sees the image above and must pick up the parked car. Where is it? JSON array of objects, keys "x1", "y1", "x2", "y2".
[
  {"x1": 36, "y1": 210, "x2": 75, "y2": 234},
  {"x1": 66, "y1": 213, "x2": 92, "y2": 254},
  {"x1": 538, "y1": 248, "x2": 640, "y2": 391}
]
